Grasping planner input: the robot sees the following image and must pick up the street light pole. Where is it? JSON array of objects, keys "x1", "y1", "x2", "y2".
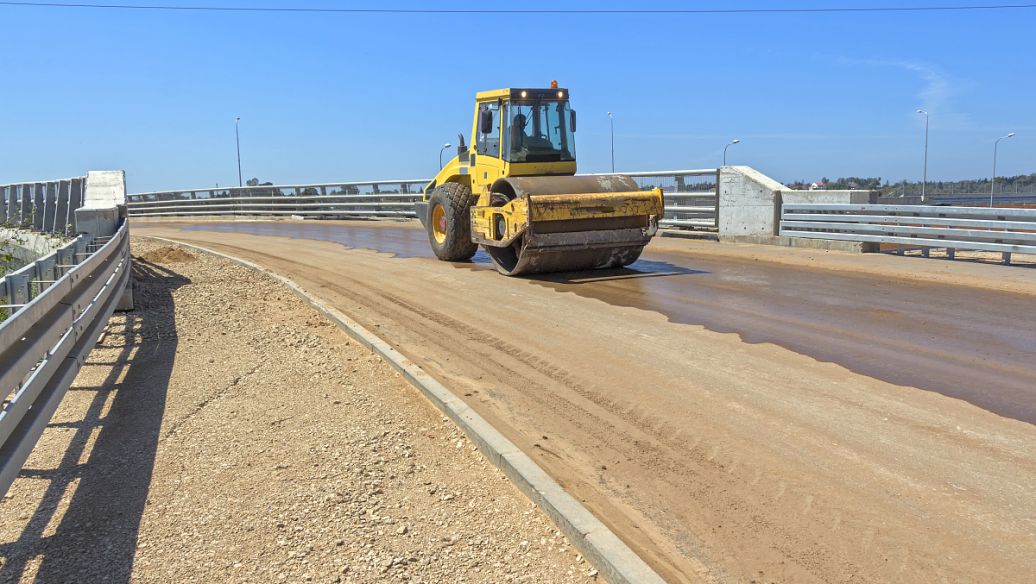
[
  {"x1": 439, "y1": 143, "x2": 452, "y2": 170},
  {"x1": 916, "y1": 109, "x2": 928, "y2": 202},
  {"x1": 235, "y1": 117, "x2": 243, "y2": 187},
  {"x1": 607, "y1": 112, "x2": 615, "y2": 173},
  {"x1": 723, "y1": 139, "x2": 741, "y2": 166},
  {"x1": 990, "y1": 132, "x2": 1017, "y2": 207}
]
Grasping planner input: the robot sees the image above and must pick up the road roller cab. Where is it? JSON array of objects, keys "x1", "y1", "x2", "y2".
[{"x1": 417, "y1": 84, "x2": 664, "y2": 276}]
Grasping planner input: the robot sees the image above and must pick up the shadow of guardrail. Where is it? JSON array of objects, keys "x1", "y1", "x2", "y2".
[{"x1": 0, "y1": 258, "x2": 187, "y2": 583}]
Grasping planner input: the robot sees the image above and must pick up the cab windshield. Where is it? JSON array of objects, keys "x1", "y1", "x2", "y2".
[{"x1": 503, "y1": 100, "x2": 575, "y2": 163}]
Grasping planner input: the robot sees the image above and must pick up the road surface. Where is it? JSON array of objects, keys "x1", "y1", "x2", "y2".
[{"x1": 135, "y1": 220, "x2": 1036, "y2": 584}]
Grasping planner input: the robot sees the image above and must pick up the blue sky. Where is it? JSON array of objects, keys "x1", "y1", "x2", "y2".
[{"x1": 1, "y1": 1, "x2": 1034, "y2": 192}]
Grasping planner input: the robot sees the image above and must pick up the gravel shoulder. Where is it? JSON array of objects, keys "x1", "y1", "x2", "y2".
[{"x1": 0, "y1": 238, "x2": 599, "y2": 584}]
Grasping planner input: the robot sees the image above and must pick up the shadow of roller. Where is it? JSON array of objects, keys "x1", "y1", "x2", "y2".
[{"x1": 528, "y1": 259, "x2": 709, "y2": 284}]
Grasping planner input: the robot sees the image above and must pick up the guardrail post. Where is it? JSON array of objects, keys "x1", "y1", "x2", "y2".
[
  {"x1": 67, "y1": 178, "x2": 83, "y2": 234},
  {"x1": 32, "y1": 183, "x2": 45, "y2": 230},
  {"x1": 7, "y1": 271, "x2": 31, "y2": 306},
  {"x1": 42, "y1": 183, "x2": 54, "y2": 233},
  {"x1": 56, "y1": 246, "x2": 74, "y2": 276},
  {"x1": 54, "y1": 180, "x2": 69, "y2": 234},
  {"x1": 35, "y1": 255, "x2": 57, "y2": 292},
  {"x1": 18, "y1": 185, "x2": 30, "y2": 226},
  {"x1": 713, "y1": 169, "x2": 721, "y2": 230}
]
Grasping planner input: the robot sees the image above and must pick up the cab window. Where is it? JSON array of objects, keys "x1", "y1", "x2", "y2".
[
  {"x1": 476, "y1": 102, "x2": 501, "y2": 157},
  {"x1": 503, "y1": 100, "x2": 575, "y2": 163}
]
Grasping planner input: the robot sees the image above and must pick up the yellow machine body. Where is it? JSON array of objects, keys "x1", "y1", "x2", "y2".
[{"x1": 419, "y1": 86, "x2": 664, "y2": 275}]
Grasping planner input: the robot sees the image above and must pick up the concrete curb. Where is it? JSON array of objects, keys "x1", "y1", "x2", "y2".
[{"x1": 140, "y1": 235, "x2": 668, "y2": 584}]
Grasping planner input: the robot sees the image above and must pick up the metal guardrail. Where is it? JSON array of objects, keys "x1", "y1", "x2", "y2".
[
  {"x1": 1, "y1": 177, "x2": 86, "y2": 235},
  {"x1": 621, "y1": 169, "x2": 719, "y2": 229},
  {"x1": 0, "y1": 220, "x2": 130, "y2": 497},
  {"x1": 877, "y1": 194, "x2": 1036, "y2": 207},
  {"x1": 126, "y1": 170, "x2": 721, "y2": 230},
  {"x1": 126, "y1": 180, "x2": 428, "y2": 219},
  {"x1": 780, "y1": 203, "x2": 1036, "y2": 264}
]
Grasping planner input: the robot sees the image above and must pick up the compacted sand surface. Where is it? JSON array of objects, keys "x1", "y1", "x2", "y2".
[{"x1": 126, "y1": 221, "x2": 1036, "y2": 584}]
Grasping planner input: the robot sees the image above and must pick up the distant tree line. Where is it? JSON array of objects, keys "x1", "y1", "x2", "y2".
[
  {"x1": 785, "y1": 177, "x2": 884, "y2": 190},
  {"x1": 786, "y1": 173, "x2": 1036, "y2": 195}
]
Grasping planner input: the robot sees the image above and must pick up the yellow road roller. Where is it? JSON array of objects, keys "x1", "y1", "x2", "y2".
[{"x1": 416, "y1": 83, "x2": 664, "y2": 276}]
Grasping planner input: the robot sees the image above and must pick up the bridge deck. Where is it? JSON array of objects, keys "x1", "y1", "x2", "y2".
[{"x1": 131, "y1": 220, "x2": 1036, "y2": 584}]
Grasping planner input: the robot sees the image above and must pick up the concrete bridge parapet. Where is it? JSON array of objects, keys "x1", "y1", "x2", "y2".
[{"x1": 717, "y1": 166, "x2": 878, "y2": 252}]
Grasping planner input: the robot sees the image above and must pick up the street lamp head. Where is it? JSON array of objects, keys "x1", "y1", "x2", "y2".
[
  {"x1": 443, "y1": 143, "x2": 451, "y2": 148},
  {"x1": 916, "y1": 109, "x2": 927, "y2": 115},
  {"x1": 1007, "y1": 132, "x2": 1016, "y2": 138},
  {"x1": 722, "y1": 139, "x2": 741, "y2": 166},
  {"x1": 607, "y1": 111, "x2": 613, "y2": 117}
]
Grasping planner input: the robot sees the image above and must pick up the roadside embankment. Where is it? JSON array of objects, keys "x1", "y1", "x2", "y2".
[{"x1": 0, "y1": 227, "x2": 69, "y2": 273}]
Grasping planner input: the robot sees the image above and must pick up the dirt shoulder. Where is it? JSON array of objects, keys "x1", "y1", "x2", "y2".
[
  {"x1": 655, "y1": 233, "x2": 1036, "y2": 296},
  {"x1": 0, "y1": 238, "x2": 599, "y2": 584}
]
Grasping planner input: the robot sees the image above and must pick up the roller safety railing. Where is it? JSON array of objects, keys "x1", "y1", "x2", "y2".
[
  {"x1": 0, "y1": 220, "x2": 131, "y2": 497},
  {"x1": 126, "y1": 170, "x2": 721, "y2": 230},
  {"x1": 780, "y1": 203, "x2": 1036, "y2": 264}
]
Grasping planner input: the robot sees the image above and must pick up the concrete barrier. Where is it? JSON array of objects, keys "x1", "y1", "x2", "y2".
[
  {"x1": 717, "y1": 166, "x2": 879, "y2": 252},
  {"x1": 717, "y1": 166, "x2": 786, "y2": 240},
  {"x1": 82, "y1": 171, "x2": 128, "y2": 209},
  {"x1": 76, "y1": 170, "x2": 133, "y2": 310}
]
